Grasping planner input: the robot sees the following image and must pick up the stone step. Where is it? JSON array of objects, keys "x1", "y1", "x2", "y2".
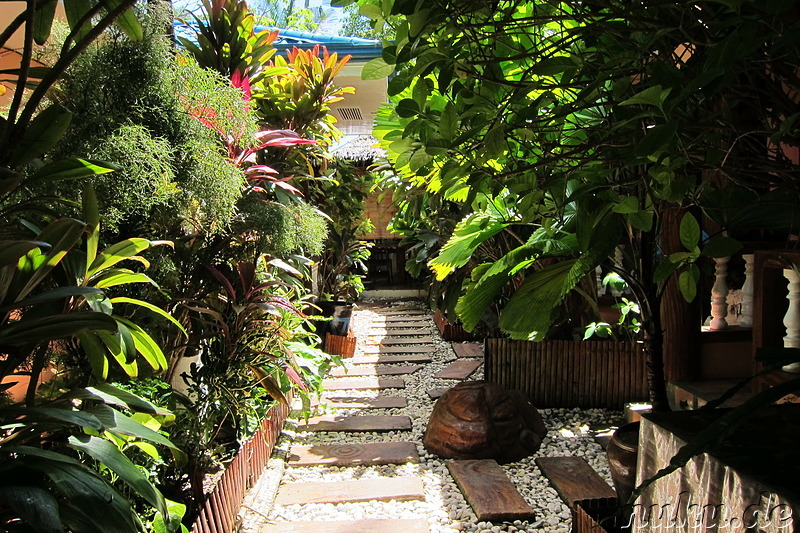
[
  {"x1": 433, "y1": 360, "x2": 482, "y2": 380},
  {"x1": 427, "y1": 387, "x2": 449, "y2": 400},
  {"x1": 275, "y1": 476, "x2": 425, "y2": 505},
  {"x1": 371, "y1": 320, "x2": 429, "y2": 328},
  {"x1": 377, "y1": 310, "x2": 426, "y2": 316},
  {"x1": 299, "y1": 414, "x2": 412, "y2": 432},
  {"x1": 363, "y1": 345, "x2": 436, "y2": 354},
  {"x1": 366, "y1": 336, "x2": 434, "y2": 346},
  {"x1": 321, "y1": 377, "x2": 405, "y2": 390},
  {"x1": 261, "y1": 519, "x2": 429, "y2": 533},
  {"x1": 535, "y1": 456, "x2": 616, "y2": 509},
  {"x1": 330, "y1": 364, "x2": 423, "y2": 377},
  {"x1": 367, "y1": 327, "x2": 432, "y2": 337},
  {"x1": 351, "y1": 354, "x2": 433, "y2": 365},
  {"x1": 288, "y1": 441, "x2": 420, "y2": 467},
  {"x1": 452, "y1": 342, "x2": 484, "y2": 358},
  {"x1": 447, "y1": 459, "x2": 536, "y2": 522},
  {"x1": 323, "y1": 396, "x2": 408, "y2": 409},
  {"x1": 373, "y1": 316, "x2": 428, "y2": 324}
]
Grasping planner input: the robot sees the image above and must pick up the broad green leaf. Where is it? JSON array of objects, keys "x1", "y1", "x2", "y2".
[
  {"x1": 0, "y1": 485, "x2": 61, "y2": 533},
  {"x1": 33, "y1": 0, "x2": 58, "y2": 45},
  {"x1": 396, "y1": 98, "x2": 420, "y2": 118},
  {"x1": 678, "y1": 269, "x2": 697, "y2": 302},
  {"x1": 18, "y1": 218, "x2": 85, "y2": 300},
  {"x1": 653, "y1": 259, "x2": 679, "y2": 283},
  {"x1": 429, "y1": 212, "x2": 507, "y2": 281},
  {"x1": 0, "y1": 241, "x2": 39, "y2": 268},
  {"x1": 11, "y1": 448, "x2": 138, "y2": 532},
  {"x1": 9, "y1": 104, "x2": 72, "y2": 168},
  {"x1": 70, "y1": 384, "x2": 169, "y2": 415},
  {"x1": 110, "y1": 297, "x2": 187, "y2": 337},
  {"x1": 96, "y1": 330, "x2": 138, "y2": 377},
  {"x1": 117, "y1": 318, "x2": 168, "y2": 372},
  {"x1": 634, "y1": 121, "x2": 678, "y2": 157},
  {"x1": 78, "y1": 331, "x2": 109, "y2": 379},
  {"x1": 64, "y1": 0, "x2": 92, "y2": 41},
  {"x1": 29, "y1": 158, "x2": 117, "y2": 184},
  {"x1": 439, "y1": 102, "x2": 458, "y2": 141},
  {"x1": 20, "y1": 406, "x2": 103, "y2": 431},
  {"x1": 83, "y1": 184, "x2": 100, "y2": 277},
  {"x1": 529, "y1": 57, "x2": 575, "y2": 76},
  {"x1": 131, "y1": 441, "x2": 160, "y2": 460},
  {"x1": 359, "y1": 3, "x2": 383, "y2": 19},
  {"x1": 101, "y1": 0, "x2": 143, "y2": 41},
  {"x1": 92, "y1": 270, "x2": 154, "y2": 289},
  {"x1": 629, "y1": 210, "x2": 653, "y2": 231},
  {"x1": 612, "y1": 196, "x2": 639, "y2": 214},
  {"x1": 701, "y1": 236, "x2": 743, "y2": 258},
  {"x1": 83, "y1": 405, "x2": 178, "y2": 455},
  {"x1": 88, "y1": 238, "x2": 151, "y2": 274},
  {"x1": 68, "y1": 434, "x2": 167, "y2": 519},
  {"x1": 620, "y1": 85, "x2": 671, "y2": 107},
  {"x1": 679, "y1": 213, "x2": 701, "y2": 250},
  {"x1": 0, "y1": 286, "x2": 103, "y2": 315},
  {"x1": 0, "y1": 312, "x2": 117, "y2": 347},
  {"x1": 361, "y1": 57, "x2": 395, "y2": 80}
]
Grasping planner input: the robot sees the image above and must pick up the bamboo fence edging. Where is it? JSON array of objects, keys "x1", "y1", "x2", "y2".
[
  {"x1": 324, "y1": 332, "x2": 357, "y2": 358},
  {"x1": 191, "y1": 400, "x2": 290, "y2": 533},
  {"x1": 484, "y1": 338, "x2": 648, "y2": 409}
]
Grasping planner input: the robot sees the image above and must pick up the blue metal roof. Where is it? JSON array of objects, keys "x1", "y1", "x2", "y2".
[{"x1": 174, "y1": 20, "x2": 383, "y2": 61}]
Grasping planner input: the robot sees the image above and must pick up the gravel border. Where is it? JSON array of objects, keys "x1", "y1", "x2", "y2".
[{"x1": 239, "y1": 300, "x2": 622, "y2": 533}]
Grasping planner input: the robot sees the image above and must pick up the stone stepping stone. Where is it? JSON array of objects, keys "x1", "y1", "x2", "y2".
[
  {"x1": 452, "y1": 342, "x2": 484, "y2": 358},
  {"x1": 368, "y1": 328, "x2": 432, "y2": 336},
  {"x1": 299, "y1": 414, "x2": 412, "y2": 432},
  {"x1": 447, "y1": 459, "x2": 535, "y2": 522},
  {"x1": 427, "y1": 387, "x2": 449, "y2": 400},
  {"x1": 535, "y1": 456, "x2": 616, "y2": 509},
  {"x1": 434, "y1": 360, "x2": 482, "y2": 380},
  {"x1": 377, "y1": 310, "x2": 426, "y2": 316},
  {"x1": 374, "y1": 316, "x2": 428, "y2": 323},
  {"x1": 351, "y1": 354, "x2": 433, "y2": 365},
  {"x1": 323, "y1": 396, "x2": 408, "y2": 409},
  {"x1": 366, "y1": 336, "x2": 434, "y2": 346},
  {"x1": 275, "y1": 476, "x2": 425, "y2": 505},
  {"x1": 329, "y1": 364, "x2": 423, "y2": 377},
  {"x1": 261, "y1": 519, "x2": 429, "y2": 533},
  {"x1": 321, "y1": 377, "x2": 405, "y2": 390},
  {"x1": 363, "y1": 345, "x2": 436, "y2": 354},
  {"x1": 288, "y1": 441, "x2": 419, "y2": 467}
]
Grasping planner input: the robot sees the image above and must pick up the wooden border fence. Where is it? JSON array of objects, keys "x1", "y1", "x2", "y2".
[
  {"x1": 324, "y1": 332, "x2": 357, "y2": 358},
  {"x1": 191, "y1": 401, "x2": 290, "y2": 533},
  {"x1": 484, "y1": 338, "x2": 649, "y2": 408},
  {"x1": 433, "y1": 309, "x2": 475, "y2": 341}
]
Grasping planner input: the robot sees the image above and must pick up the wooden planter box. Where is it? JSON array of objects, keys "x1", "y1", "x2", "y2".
[
  {"x1": 324, "y1": 332, "x2": 357, "y2": 358},
  {"x1": 433, "y1": 309, "x2": 476, "y2": 341},
  {"x1": 191, "y1": 400, "x2": 290, "y2": 533},
  {"x1": 484, "y1": 338, "x2": 649, "y2": 409}
]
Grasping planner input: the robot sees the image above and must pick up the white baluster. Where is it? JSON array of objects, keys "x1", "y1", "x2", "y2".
[
  {"x1": 709, "y1": 256, "x2": 730, "y2": 330},
  {"x1": 782, "y1": 268, "x2": 800, "y2": 372},
  {"x1": 596, "y1": 265, "x2": 605, "y2": 296},
  {"x1": 739, "y1": 254, "x2": 754, "y2": 328}
]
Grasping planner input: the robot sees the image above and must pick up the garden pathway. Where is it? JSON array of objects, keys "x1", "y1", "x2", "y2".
[
  {"x1": 259, "y1": 303, "x2": 478, "y2": 532},
  {"x1": 243, "y1": 301, "x2": 621, "y2": 533}
]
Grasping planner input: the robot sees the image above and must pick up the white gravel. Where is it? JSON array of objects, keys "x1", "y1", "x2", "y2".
[{"x1": 239, "y1": 300, "x2": 622, "y2": 533}]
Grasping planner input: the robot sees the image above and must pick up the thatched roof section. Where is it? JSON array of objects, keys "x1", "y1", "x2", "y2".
[{"x1": 331, "y1": 135, "x2": 385, "y2": 164}]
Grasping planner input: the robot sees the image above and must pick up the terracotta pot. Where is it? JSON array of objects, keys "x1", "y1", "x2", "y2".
[{"x1": 606, "y1": 421, "x2": 640, "y2": 504}]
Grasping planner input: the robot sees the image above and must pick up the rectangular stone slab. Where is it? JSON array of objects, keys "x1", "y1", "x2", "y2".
[
  {"x1": 275, "y1": 476, "x2": 425, "y2": 505},
  {"x1": 351, "y1": 354, "x2": 432, "y2": 365},
  {"x1": 324, "y1": 396, "x2": 408, "y2": 409},
  {"x1": 447, "y1": 459, "x2": 535, "y2": 522},
  {"x1": 434, "y1": 360, "x2": 482, "y2": 380},
  {"x1": 377, "y1": 310, "x2": 426, "y2": 316},
  {"x1": 368, "y1": 328, "x2": 432, "y2": 336},
  {"x1": 371, "y1": 320, "x2": 429, "y2": 328},
  {"x1": 363, "y1": 345, "x2": 436, "y2": 354},
  {"x1": 321, "y1": 377, "x2": 405, "y2": 390},
  {"x1": 329, "y1": 364, "x2": 423, "y2": 377},
  {"x1": 427, "y1": 387, "x2": 449, "y2": 400},
  {"x1": 374, "y1": 316, "x2": 428, "y2": 323},
  {"x1": 452, "y1": 342, "x2": 484, "y2": 358},
  {"x1": 261, "y1": 519, "x2": 429, "y2": 533},
  {"x1": 366, "y1": 336, "x2": 434, "y2": 346},
  {"x1": 534, "y1": 456, "x2": 616, "y2": 509},
  {"x1": 288, "y1": 441, "x2": 420, "y2": 467},
  {"x1": 299, "y1": 414, "x2": 412, "y2": 432}
]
